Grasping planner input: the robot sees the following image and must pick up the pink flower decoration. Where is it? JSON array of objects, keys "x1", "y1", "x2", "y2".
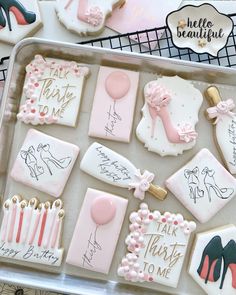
[
  {"x1": 145, "y1": 82, "x2": 171, "y2": 111},
  {"x1": 86, "y1": 6, "x2": 103, "y2": 27},
  {"x1": 178, "y1": 123, "x2": 198, "y2": 143}
]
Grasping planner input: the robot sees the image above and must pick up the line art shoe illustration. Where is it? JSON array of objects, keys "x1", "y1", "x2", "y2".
[
  {"x1": 202, "y1": 167, "x2": 234, "y2": 202},
  {"x1": 220, "y1": 239, "x2": 236, "y2": 289},
  {"x1": 37, "y1": 143, "x2": 72, "y2": 175},
  {"x1": 184, "y1": 167, "x2": 204, "y2": 204},
  {"x1": 197, "y1": 235, "x2": 223, "y2": 284},
  {"x1": 65, "y1": 0, "x2": 103, "y2": 26},
  {"x1": 0, "y1": 6, "x2": 6, "y2": 29},
  {"x1": 0, "y1": 0, "x2": 36, "y2": 31},
  {"x1": 20, "y1": 146, "x2": 44, "y2": 181},
  {"x1": 145, "y1": 81, "x2": 197, "y2": 143}
]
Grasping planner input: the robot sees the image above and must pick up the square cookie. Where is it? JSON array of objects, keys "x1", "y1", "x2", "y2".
[
  {"x1": 17, "y1": 55, "x2": 89, "y2": 127},
  {"x1": 88, "y1": 66, "x2": 139, "y2": 143},
  {"x1": 66, "y1": 188, "x2": 128, "y2": 274},
  {"x1": 117, "y1": 203, "x2": 196, "y2": 288},
  {"x1": 165, "y1": 148, "x2": 236, "y2": 223},
  {"x1": 11, "y1": 129, "x2": 79, "y2": 197}
]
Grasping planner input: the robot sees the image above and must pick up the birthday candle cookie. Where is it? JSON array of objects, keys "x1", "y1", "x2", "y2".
[
  {"x1": 136, "y1": 75, "x2": 203, "y2": 156},
  {"x1": 189, "y1": 225, "x2": 236, "y2": 295},
  {"x1": 55, "y1": 0, "x2": 124, "y2": 36},
  {"x1": 80, "y1": 142, "x2": 167, "y2": 201},
  {"x1": 10, "y1": 129, "x2": 79, "y2": 197},
  {"x1": 165, "y1": 148, "x2": 236, "y2": 223},
  {"x1": 205, "y1": 86, "x2": 236, "y2": 174},
  {"x1": 66, "y1": 188, "x2": 128, "y2": 274},
  {"x1": 117, "y1": 203, "x2": 196, "y2": 288},
  {"x1": 0, "y1": 195, "x2": 65, "y2": 266},
  {"x1": 17, "y1": 55, "x2": 89, "y2": 127},
  {"x1": 0, "y1": 0, "x2": 42, "y2": 45},
  {"x1": 88, "y1": 66, "x2": 139, "y2": 143}
]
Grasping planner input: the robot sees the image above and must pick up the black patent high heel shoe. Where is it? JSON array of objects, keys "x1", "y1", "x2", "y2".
[
  {"x1": 220, "y1": 239, "x2": 236, "y2": 289},
  {"x1": 0, "y1": 7, "x2": 6, "y2": 29},
  {"x1": 197, "y1": 235, "x2": 223, "y2": 284},
  {"x1": 0, "y1": 0, "x2": 36, "y2": 31}
]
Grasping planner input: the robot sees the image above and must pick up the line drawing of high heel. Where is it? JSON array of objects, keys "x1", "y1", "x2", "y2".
[
  {"x1": 37, "y1": 143, "x2": 72, "y2": 176},
  {"x1": 202, "y1": 167, "x2": 234, "y2": 202},
  {"x1": 64, "y1": 0, "x2": 103, "y2": 27},
  {"x1": 20, "y1": 146, "x2": 44, "y2": 181},
  {"x1": 145, "y1": 82, "x2": 197, "y2": 143},
  {"x1": 220, "y1": 239, "x2": 236, "y2": 289},
  {"x1": 0, "y1": 7, "x2": 6, "y2": 29},
  {"x1": 197, "y1": 235, "x2": 223, "y2": 285},
  {"x1": 0, "y1": 0, "x2": 36, "y2": 31},
  {"x1": 184, "y1": 167, "x2": 204, "y2": 204}
]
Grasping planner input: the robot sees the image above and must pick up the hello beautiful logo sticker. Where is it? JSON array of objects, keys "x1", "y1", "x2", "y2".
[{"x1": 166, "y1": 3, "x2": 233, "y2": 57}]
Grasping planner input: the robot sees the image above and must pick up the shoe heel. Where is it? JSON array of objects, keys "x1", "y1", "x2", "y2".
[
  {"x1": 4, "y1": 9, "x2": 12, "y2": 31},
  {"x1": 220, "y1": 263, "x2": 228, "y2": 289}
]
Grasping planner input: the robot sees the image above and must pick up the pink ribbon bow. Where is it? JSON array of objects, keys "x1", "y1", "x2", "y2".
[
  {"x1": 128, "y1": 170, "x2": 155, "y2": 200},
  {"x1": 207, "y1": 99, "x2": 236, "y2": 124}
]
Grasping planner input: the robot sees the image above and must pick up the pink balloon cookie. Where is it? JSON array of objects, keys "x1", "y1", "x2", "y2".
[
  {"x1": 55, "y1": 0, "x2": 125, "y2": 36},
  {"x1": 136, "y1": 75, "x2": 203, "y2": 156},
  {"x1": 17, "y1": 55, "x2": 89, "y2": 127},
  {"x1": 10, "y1": 129, "x2": 79, "y2": 198},
  {"x1": 189, "y1": 225, "x2": 236, "y2": 295},
  {"x1": 0, "y1": 195, "x2": 65, "y2": 266},
  {"x1": 66, "y1": 188, "x2": 128, "y2": 274},
  {"x1": 117, "y1": 203, "x2": 196, "y2": 288},
  {"x1": 88, "y1": 66, "x2": 139, "y2": 143},
  {"x1": 165, "y1": 148, "x2": 236, "y2": 223}
]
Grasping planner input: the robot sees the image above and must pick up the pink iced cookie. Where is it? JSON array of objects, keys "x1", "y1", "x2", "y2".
[
  {"x1": 66, "y1": 188, "x2": 128, "y2": 274},
  {"x1": 88, "y1": 66, "x2": 139, "y2": 143},
  {"x1": 117, "y1": 203, "x2": 196, "y2": 288},
  {"x1": 165, "y1": 148, "x2": 236, "y2": 223},
  {"x1": 10, "y1": 129, "x2": 79, "y2": 197}
]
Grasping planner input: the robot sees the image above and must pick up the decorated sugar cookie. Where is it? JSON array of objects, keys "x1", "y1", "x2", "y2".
[
  {"x1": 66, "y1": 188, "x2": 128, "y2": 274},
  {"x1": 0, "y1": 195, "x2": 65, "y2": 266},
  {"x1": 189, "y1": 225, "x2": 236, "y2": 295},
  {"x1": 55, "y1": 0, "x2": 124, "y2": 36},
  {"x1": 205, "y1": 86, "x2": 236, "y2": 174},
  {"x1": 117, "y1": 203, "x2": 196, "y2": 288},
  {"x1": 88, "y1": 66, "x2": 139, "y2": 143},
  {"x1": 166, "y1": 148, "x2": 236, "y2": 223},
  {"x1": 10, "y1": 129, "x2": 79, "y2": 197},
  {"x1": 0, "y1": 0, "x2": 42, "y2": 45},
  {"x1": 136, "y1": 76, "x2": 203, "y2": 156},
  {"x1": 17, "y1": 55, "x2": 89, "y2": 127},
  {"x1": 80, "y1": 142, "x2": 167, "y2": 201}
]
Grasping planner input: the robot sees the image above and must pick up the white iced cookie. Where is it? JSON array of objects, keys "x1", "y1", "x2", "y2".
[
  {"x1": 189, "y1": 225, "x2": 236, "y2": 295},
  {"x1": 17, "y1": 55, "x2": 89, "y2": 127},
  {"x1": 55, "y1": 0, "x2": 124, "y2": 36},
  {"x1": 10, "y1": 129, "x2": 79, "y2": 197},
  {"x1": 166, "y1": 148, "x2": 236, "y2": 223},
  {"x1": 136, "y1": 76, "x2": 203, "y2": 156},
  {"x1": 205, "y1": 86, "x2": 236, "y2": 175},
  {"x1": 117, "y1": 203, "x2": 196, "y2": 288},
  {"x1": 0, "y1": 0, "x2": 42, "y2": 45},
  {"x1": 0, "y1": 196, "x2": 65, "y2": 266}
]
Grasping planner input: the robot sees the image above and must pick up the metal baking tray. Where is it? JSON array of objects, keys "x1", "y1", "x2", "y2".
[{"x1": 1, "y1": 38, "x2": 236, "y2": 295}]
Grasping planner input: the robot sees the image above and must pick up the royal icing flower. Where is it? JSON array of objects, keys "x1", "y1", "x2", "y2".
[
  {"x1": 86, "y1": 6, "x2": 103, "y2": 27},
  {"x1": 178, "y1": 123, "x2": 198, "y2": 143},
  {"x1": 145, "y1": 82, "x2": 171, "y2": 111}
]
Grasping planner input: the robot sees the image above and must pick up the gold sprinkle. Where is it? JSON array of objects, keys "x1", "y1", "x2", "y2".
[
  {"x1": 198, "y1": 39, "x2": 207, "y2": 48},
  {"x1": 178, "y1": 19, "x2": 187, "y2": 29}
]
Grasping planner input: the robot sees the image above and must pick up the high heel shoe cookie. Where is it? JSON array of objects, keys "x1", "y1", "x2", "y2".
[
  {"x1": 56, "y1": 0, "x2": 125, "y2": 36},
  {"x1": 166, "y1": 148, "x2": 236, "y2": 223},
  {"x1": 136, "y1": 75, "x2": 203, "y2": 156},
  {"x1": 0, "y1": 0, "x2": 42, "y2": 44},
  {"x1": 189, "y1": 225, "x2": 236, "y2": 295}
]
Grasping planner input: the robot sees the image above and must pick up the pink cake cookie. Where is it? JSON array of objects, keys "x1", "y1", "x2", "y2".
[
  {"x1": 0, "y1": 195, "x2": 65, "y2": 266},
  {"x1": 189, "y1": 225, "x2": 236, "y2": 295},
  {"x1": 165, "y1": 148, "x2": 236, "y2": 223},
  {"x1": 10, "y1": 129, "x2": 79, "y2": 197},
  {"x1": 66, "y1": 188, "x2": 128, "y2": 274},
  {"x1": 17, "y1": 55, "x2": 89, "y2": 127},
  {"x1": 117, "y1": 203, "x2": 196, "y2": 288},
  {"x1": 88, "y1": 66, "x2": 139, "y2": 143}
]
